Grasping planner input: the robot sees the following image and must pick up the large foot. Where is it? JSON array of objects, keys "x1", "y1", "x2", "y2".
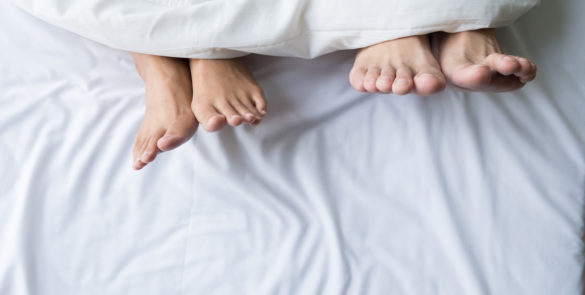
[
  {"x1": 190, "y1": 58, "x2": 267, "y2": 132},
  {"x1": 435, "y1": 29, "x2": 537, "y2": 92},
  {"x1": 131, "y1": 53, "x2": 198, "y2": 170},
  {"x1": 349, "y1": 35, "x2": 446, "y2": 96}
]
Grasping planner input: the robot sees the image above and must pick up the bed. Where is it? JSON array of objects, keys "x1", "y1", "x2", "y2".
[{"x1": 0, "y1": 0, "x2": 584, "y2": 294}]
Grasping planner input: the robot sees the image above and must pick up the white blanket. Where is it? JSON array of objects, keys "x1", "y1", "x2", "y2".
[
  {"x1": 8, "y1": 0, "x2": 538, "y2": 58},
  {"x1": 0, "y1": 0, "x2": 584, "y2": 294}
]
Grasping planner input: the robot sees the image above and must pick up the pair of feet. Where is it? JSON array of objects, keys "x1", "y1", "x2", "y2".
[
  {"x1": 132, "y1": 29, "x2": 537, "y2": 170},
  {"x1": 131, "y1": 55, "x2": 267, "y2": 170},
  {"x1": 350, "y1": 29, "x2": 537, "y2": 95}
]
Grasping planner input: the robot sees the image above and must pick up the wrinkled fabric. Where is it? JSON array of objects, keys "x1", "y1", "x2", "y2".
[
  {"x1": 9, "y1": 0, "x2": 538, "y2": 58},
  {"x1": 1, "y1": 1, "x2": 584, "y2": 294}
]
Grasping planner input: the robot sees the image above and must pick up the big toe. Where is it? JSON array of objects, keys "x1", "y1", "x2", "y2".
[
  {"x1": 157, "y1": 114, "x2": 198, "y2": 152},
  {"x1": 413, "y1": 72, "x2": 445, "y2": 96},
  {"x1": 133, "y1": 130, "x2": 163, "y2": 170},
  {"x1": 449, "y1": 63, "x2": 494, "y2": 90},
  {"x1": 349, "y1": 66, "x2": 368, "y2": 92}
]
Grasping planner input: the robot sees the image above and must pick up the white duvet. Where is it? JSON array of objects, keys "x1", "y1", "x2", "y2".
[{"x1": 9, "y1": 0, "x2": 538, "y2": 58}]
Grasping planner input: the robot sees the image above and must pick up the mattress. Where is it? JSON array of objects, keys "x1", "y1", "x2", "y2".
[{"x1": 0, "y1": 0, "x2": 584, "y2": 294}]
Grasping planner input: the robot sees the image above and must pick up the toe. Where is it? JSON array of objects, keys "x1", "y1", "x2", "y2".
[
  {"x1": 132, "y1": 135, "x2": 159, "y2": 170},
  {"x1": 413, "y1": 73, "x2": 445, "y2": 96},
  {"x1": 483, "y1": 53, "x2": 521, "y2": 76},
  {"x1": 132, "y1": 136, "x2": 148, "y2": 170},
  {"x1": 413, "y1": 62, "x2": 446, "y2": 96},
  {"x1": 132, "y1": 120, "x2": 165, "y2": 170},
  {"x1": 375, "y1": 67, "x2": 396, "y2": 93},
  {"x1": 157, "y1": 114, "x2": 198, "y2": 152},
  {"x1": 440, "y1": 51, "x2": 492, "y2": 89},
  {"x1": 133, "y1": 160, "x2": 147, "y2": 170},
  {"x1": 192, "y1": 102, "x2": 226, "y2": 132},
  {"x1": 215, "y1": 99, "x2": 243, "y2": 127},
  {"x1": 238, "y1": 95, "x2": 264, "y2": 119},
  {"x1": 140, "y1": 137, "x2": 159, "y2": 164},
  {"x1": 251, "y1": 90, "x2": 267, "y2": 116},
  {"x1": 349, "y1": 65, "x2": 368, "y2": 92},
  {"x1": 205, "y1": 115, "x2": 227, "y2": 131},
  {"x1": 363, "y1": 67, "x2": 381, "y2": 93},
  {"x1": 227, "y1": 99, "x2": 256, "y2": 124},
  {"x1": 227, "y1": 114, "x2": 244, "y2": 126},
  {"x1": 392, "y1": 67, "x2": 414, "y2": 95},
  {"x1": 524, "y1": 61, "x2": 538, "y2": 83},
  {"x1": 516, "y1": 57, "x2": 537, "y2": 83}
]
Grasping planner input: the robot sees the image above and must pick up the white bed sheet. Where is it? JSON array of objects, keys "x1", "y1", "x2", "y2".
[{"x1": 0, "y1": 1, "x2": 584, "y2": 294}]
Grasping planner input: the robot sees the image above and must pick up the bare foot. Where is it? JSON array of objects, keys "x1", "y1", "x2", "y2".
[
  {"x1": 435, "y1": 29, "x2": 537, "y2": 92},
  {"x1": 190, "y1": 58, "x2": 267, "y2": 132},
  {"x1": 349, "y1": 35, "x2": 446, "y2": 96},
  {"x1": 131, "y1": 53, "x2": 198, "y2": 170}
]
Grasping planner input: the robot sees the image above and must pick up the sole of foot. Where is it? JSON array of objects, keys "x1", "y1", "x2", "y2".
[{"x1": 435, "y1": 29, "x2": 537, "y2": 92}]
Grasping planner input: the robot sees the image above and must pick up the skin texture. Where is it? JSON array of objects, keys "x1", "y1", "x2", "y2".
[
  {"x1": 349, "y1": 28, "x2": 537, "y2": 94},
  {"x1": 435, "y1": 29, "x2": 537, "y2": 92},
  {"x1": 189, "y1": 58, "x2": 266, "y2": 132},
  {"x1": 130, "y1": 28, "x2": 536, "y2": 170},
  {"x1": 349, "y1": 35, "x2": 446, "y2": 96},
  {"x1": 130, "y1": 54, "x2": 266, "y2": 170},
  {"x1": 131, "y1": 53, "x2": 198, "y2": 170}
]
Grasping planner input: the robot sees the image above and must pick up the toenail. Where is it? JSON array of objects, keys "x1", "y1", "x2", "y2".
[
  {"x1": 260, "y1": 110, "x2": 267, "y2": 115},
  {"x1": 230, "y1": 115, "x2": 241, "y2": 121},
  {"x1": 245, "y1": 113, "x2": 255, "y2": 121},
  {"x1": 504, "y1": 56, "x2": 515, "y2": 61}
]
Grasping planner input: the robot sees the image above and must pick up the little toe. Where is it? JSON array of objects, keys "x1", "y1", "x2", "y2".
[
  {"x1": 349, "y1": 66, "x2": 368, "y2": 92},
  {"x1": 375, "y1": 68, "x2": 395, "y2": 93},
  {"x1": 231, "y1": 98, "x2": 262, "y2": 124},
  {"x1": 449, "y1": 62, "x2": 493, "y2": 90},
  {"x1": 363, "y1": 67, "x2": 382, "y2": 93},
  {"x1": 516, "y1": 58, "x2": 537, "y2": 82},
  {"x1": 392, "y1": 68, "x2": 414, "y2": 95},
  {"x1": 193, "y1": 103, "x2": 226, "y2": 132},
  {"x1": 251, "y1": 92, "x2": 267, "y2": 116}
]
